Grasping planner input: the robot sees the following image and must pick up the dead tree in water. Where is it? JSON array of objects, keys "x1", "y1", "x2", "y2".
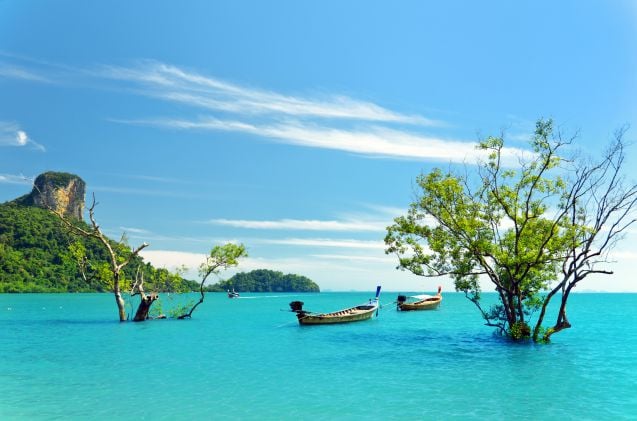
[
  {"x1": 49, "y1": 194, "x2": 148, "y2": 322},
  {"x1": 32, "y1": 180, "x2": 244, "y2": 322},
  {"x1": 130, "y1": 268, "x2": 161, "y2": 321}
]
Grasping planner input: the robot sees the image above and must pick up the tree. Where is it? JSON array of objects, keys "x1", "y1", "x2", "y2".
[
  {"x1": 49, "y1": 194, "x2": 149, "y2": 321},
  {"x1": 385, "y1": 119, "x2": 637, "y2": 342},
  {"x1": 176, "y1": 243, "x2": 247, "y2": 319}
]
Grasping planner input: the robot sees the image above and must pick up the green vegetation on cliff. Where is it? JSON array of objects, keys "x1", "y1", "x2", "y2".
[
  {"x1": 208, "y1": 269, "x2": 320, "y2": 292},
  {"x1": 13, "y1": 171, "x2": 82, "y2": 207},
  {"x1": 0, "y1": 202, "x2": 198, "y2": 293}
]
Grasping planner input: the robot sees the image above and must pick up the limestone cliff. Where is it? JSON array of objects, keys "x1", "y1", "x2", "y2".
[{"x1": 14, "y1": 171, "x2": 86, "y2": 220}]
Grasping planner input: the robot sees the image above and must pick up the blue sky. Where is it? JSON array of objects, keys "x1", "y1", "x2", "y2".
[{"x1": 1, "y1": 0, "x2": 636, "y2": 291}]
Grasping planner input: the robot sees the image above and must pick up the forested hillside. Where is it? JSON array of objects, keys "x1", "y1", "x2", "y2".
[
  {"x1": 0, "y1": 202, "x2": 198, "y2": 292},
  {"x1": 209, "y1": 269, "x2": 320, "y2": 292}
]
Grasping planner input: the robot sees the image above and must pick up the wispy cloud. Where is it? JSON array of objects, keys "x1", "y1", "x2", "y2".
[
  {"x1": 262, "y1": 237, "x2": 385, "y2": 249},
  {"x1": 139, "y1": 249, "x2": 424, "y2": 291},
  {"x1": 207, "y1": 218, "x2": 386, "y2": 232},
  {"x1": 119, "y1": 226, "x2": 151, "y2": 235},
  {"x1": 0, "y1": 122, "x2": 46, "y2": 151},
  {"x1": 100, "y1": 61, "x2": 435, "y2": 125},
  {"x1": 96, "y1": 60, "x2": 534, "y2": 164},
  {"x1": 117, "y1": 116, "x2": 529, "y2": 165},
  {"x1": 1, "y1": 56, "x2": 532, "y2": 164},
  {"x1": 0, "y1": 173, "x2": 33, "y2": 185},
  {"x1": 358, "y1": 203, "x2": 407, "y2": 218},
  {"x1": 310, "y1": 253, "x2": 395, "y2": 263},
  {"x1": 0, "y1": 64, "x2": 50, "y2": 83},
  {"x1": 91, "y1": 185, "x2": 197, "y2": 198}
]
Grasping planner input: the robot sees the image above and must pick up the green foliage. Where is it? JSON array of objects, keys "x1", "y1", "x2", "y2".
[
  {"x1": 385, "y1": 119, "x2": 585, "y2": 341},
  {"x1": 208, "y1": 269, "x2": 320, "y2": 292},
  {"x1": 0, "y1": 202, "x2": 195, "y2": 293},
  {"x1": 35, "y1": 171, "x2": 78, "y2": 188},
  {"x1": 199, "y1": 244, "x2": 248, "y2": 279},
  {"x1": 148, "y1": 299, "x2": 164, "y2": 318},
  {"x1": 509, "y1": 321, "x2": 531, "y2": 340},
  {"x1": 168, "y1": 301, "x2": 195, "y2": 318}
]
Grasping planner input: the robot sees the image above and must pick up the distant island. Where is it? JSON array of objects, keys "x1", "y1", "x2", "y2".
[
  {"x1": 0, "y1": 171, "x2": 319, "y2": 294},
  {"x1": 207, "y1": 269, "x2": 320, "y2": 293}
]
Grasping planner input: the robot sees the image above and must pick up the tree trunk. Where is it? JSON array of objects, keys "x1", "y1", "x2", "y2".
[
  {"x1": 533, "y1": 285, "x2": 561, "y2": 341},
  {"x1": 177, "y1": 273, "x2": 208, "y2": 319},
  {"x1": 114, "y1": 291, "x2": 127, "y2": 322},
  {"x1": 133, "y1": 293, "x2": 159, "y2": 321},
  {"x1": 543, "y1": 284, "x2": 574, "y2": 341},
  {"x1": 113, "y1": 272, "x2": 127, "y2": 322},
  {"x1": 506, "y1": 291, "x2": 517, "y2": 327}
]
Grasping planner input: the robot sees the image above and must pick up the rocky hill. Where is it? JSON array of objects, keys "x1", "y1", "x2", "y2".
[
  {"x1": 0, "y1": 171, "x2": 197, "y2": 293},
  {"x1": 14, "y1": 171, "x2": 86, "y2": 220}
]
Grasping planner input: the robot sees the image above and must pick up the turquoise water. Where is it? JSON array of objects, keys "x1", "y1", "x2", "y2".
[{"x1": 1, "y1": 292, "x2": 636, "y2": 420}]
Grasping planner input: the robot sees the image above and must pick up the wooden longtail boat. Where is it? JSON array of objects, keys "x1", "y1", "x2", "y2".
[
  {"x1": 396, "y1": 286, "x2": 442, "y2": 311},
  {"x1": 290, "y1": 286, "x2": 381, "y2": 325}
]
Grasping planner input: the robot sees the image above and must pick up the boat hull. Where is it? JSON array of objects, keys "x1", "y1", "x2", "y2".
[
  {"x1": 397, "y1": 297, "x2": 442, "y2": 311},
  {"x1": 297, "y1": 305, "x2": 377, "y2": 325}
]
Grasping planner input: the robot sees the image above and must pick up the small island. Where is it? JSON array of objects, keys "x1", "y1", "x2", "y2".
[{"x1": 207, "y1": 269, "x2": 320, "y2": 293}]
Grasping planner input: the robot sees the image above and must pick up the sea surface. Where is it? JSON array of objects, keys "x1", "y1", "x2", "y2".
[{"x1": 1, "y1": 292, "x2": 636, "y2": 420}]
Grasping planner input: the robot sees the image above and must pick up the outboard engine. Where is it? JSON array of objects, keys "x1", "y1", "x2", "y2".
[
  {"x1": 289, "y1": 301, "x2": 304, "y2": 312},
  {"x1": 397, "y1": 295, "x2": 407, "y2": 310}
]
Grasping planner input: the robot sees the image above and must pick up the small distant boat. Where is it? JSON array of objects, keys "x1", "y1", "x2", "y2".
[
  {"x1": 396, "y1": 286, "x2": 442, "y2": 311},
  {"x1": 289, "y1": 286, "x2": 381, "y2": 325},
  {"x1": 227, "y1": 289, "x2": 240, "y2": 298}
]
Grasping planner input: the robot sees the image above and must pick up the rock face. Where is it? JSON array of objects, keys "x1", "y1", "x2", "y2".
[{"x1": 19, "y1": 172, "x2": 86, "y2": 220}]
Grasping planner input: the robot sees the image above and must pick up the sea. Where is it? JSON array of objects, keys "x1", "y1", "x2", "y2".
[{"x1": 1, "y1": 291, "x2": 636, "y2": 420}]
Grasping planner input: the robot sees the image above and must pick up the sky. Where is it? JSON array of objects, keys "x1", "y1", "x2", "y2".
[{"x1": 1, "y1": 0, "x2": 636, "y2": 291}]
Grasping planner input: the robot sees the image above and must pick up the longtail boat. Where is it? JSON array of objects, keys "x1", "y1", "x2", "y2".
[
  {"x1": 289, "y1": 286, "x2": 381, "y2": 325},
  {"x1": 396, "y1": 286, "x2": 442, "y2": 311}
]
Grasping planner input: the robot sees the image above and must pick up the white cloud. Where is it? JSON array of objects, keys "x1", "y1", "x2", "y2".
[
  {"x1": 139, "y1": 248, "x2": 428, "y2": 291},
  {"x1": 0, "y1": 173, "x2": 33, "y2": 185},
  {"x1": 119, "y1": 226, "x2": 151, "y2": 235},
  {"x1": 16, "y1": 131, "x2": 28, "y2": 145},
  {"x1": 0, "y1": 122, "x2": 45, "y2": 151},
  {"x1": 91, "y1": 185, "x2": 196, "y2": 198},
  {"x1": 207, "y1": 218, "x2": 386, "y2": 232},
  {"x1": 98, "y1": 61, "x2": 535, "y2": 165},
  {"x1": 0, "y1": 65, "x2": 50, "y2": 83},
  {"x1": 262, "y1": 237, "x2": 386, "y2": 249},
  {"x1": 140, "y1": 249, "x2": 208, "y2": 270},
  {"x1": 120, "y1": 116, "x2": 528, "y2": 165},
  {"x1": 608, "y1": 250, "x2": 637, "y2": 260},
  {"x1": 101, "y1": 61, "x2": 436, "y2": 125},
  {"x1": 3, "y1": 58, "x2": 532, "y2": 164},
  {"x1": 310, "y1": 253, "x2": 395, "y2": 263},
  {"x1": 358, "y1": 204, "x2": 407, "y2": 218}
]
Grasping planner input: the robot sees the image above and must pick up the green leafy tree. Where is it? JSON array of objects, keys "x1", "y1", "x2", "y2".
[
  {"x1": 386, "y1": 120, "x2": 637, "y2": 342},
  {"x1": 177, "y1": 243, "x2": 248, "y2": 319}
]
